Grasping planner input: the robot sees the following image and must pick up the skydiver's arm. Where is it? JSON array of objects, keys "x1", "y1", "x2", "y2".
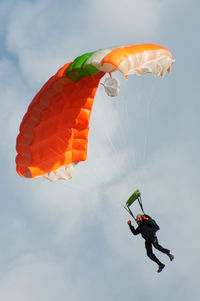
[{"x1": 129, "y1": 224, "x2": 140, "y2": 235}]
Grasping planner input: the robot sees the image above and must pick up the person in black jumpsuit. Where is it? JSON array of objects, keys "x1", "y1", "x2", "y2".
[{"x1": 128, "y1": 214, "x2": 174, "y2": 272}]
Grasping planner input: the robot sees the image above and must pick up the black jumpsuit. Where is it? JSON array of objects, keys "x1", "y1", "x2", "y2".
[{"x1": 129, "y1": 215, "x2": 170, "y2": 265}]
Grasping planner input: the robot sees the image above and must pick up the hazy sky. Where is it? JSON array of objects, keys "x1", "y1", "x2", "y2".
[{"x1": 0, "y1": 0, "x2": 199, "y2": 300}]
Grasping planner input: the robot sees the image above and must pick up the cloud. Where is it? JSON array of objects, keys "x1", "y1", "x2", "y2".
[
  {"x1": 4, "y1": 0, "x2": 163, "y2": 85},
  {"x1": 89, "y1": 0, "x2": 161, "y2": 41},
  {"x1": 0, "y1": 254, "x2": 71, "y2": 301}
]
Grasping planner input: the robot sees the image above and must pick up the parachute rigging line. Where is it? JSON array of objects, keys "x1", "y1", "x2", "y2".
[{"x1": 124, "y1": 189, "x2": 145, "y2": 223}]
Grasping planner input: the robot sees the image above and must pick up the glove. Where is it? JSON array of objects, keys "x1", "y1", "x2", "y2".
[{"x1": 127, "y1": 220, "x2": 131, "y2": 225}]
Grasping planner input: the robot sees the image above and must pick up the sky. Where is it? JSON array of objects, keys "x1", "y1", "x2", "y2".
[{"x1": 0, "y1": 0, "x2": 199, "y2": 300}]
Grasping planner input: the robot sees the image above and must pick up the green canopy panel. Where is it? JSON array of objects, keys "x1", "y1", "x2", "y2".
[{"x1": 126, "y1": 189, "x2": 141, "y2": 207}]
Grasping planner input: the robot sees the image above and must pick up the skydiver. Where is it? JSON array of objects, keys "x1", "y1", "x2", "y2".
[{"x1": 127, "y1": 214, "x2": 174, "y2": 273}]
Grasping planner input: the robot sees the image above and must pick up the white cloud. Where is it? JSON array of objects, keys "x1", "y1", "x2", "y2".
[
  {"x1": 89, "y1": 0, "x2": 160, "y2": 41},
  {"x1": 0, "y1": 254, "x2": 71, "y2": 301},
  {"x1": 4, "y1": 0, "x2": 163, "y2": 86}
]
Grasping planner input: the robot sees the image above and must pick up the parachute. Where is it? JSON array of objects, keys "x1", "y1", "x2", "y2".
[
  {"x1": 126, "y1": 189, "x2": 141, "y2": 208},
  {"x1": 16, "y1": 44, "x2": 175, "y2": 181},
  {"x1": 124, "y1": 189, "x2": 144, "y2": 222}
]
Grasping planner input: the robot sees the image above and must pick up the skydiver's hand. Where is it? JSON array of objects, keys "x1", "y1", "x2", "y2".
[{"x1": 127, "y1": 220, "x2": 131, "y2": 225}]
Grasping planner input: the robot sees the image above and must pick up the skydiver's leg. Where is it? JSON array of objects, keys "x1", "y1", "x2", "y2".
[
  {"x1": 152, "y1": 236, "x2": 170, "y2": 255},
  {"x1": 145, "y1": 240, "x2": 163, "y2": 265}
]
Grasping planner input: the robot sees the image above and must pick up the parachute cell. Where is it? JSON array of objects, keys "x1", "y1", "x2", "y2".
[{"x1": 16, "y1": 44, "x2": 175, "y2": 181}]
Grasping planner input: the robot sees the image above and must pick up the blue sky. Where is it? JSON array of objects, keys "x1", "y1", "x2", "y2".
[{"x1": 0, "y1": 0, "x2": 199, "y2": 300}]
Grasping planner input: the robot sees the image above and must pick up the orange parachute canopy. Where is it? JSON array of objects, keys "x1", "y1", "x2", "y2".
[{"x1": 16, "y1": 43, "x2": 174, "y2": 181}]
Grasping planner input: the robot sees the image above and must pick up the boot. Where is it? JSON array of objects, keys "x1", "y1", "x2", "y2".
[
  {"x1": 168, "y1": 253, "x2": 174, "y2": 261},
  {"x1": 157, "y1": 263, "x2": 165, "y2": 273}
]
